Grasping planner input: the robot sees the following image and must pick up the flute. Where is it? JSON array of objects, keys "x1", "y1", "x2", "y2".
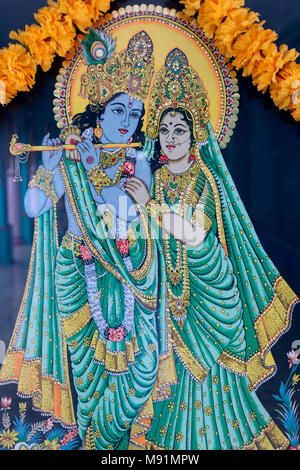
[{"x1": 9, "y1": 134, "x2": 141, "y2": 157}]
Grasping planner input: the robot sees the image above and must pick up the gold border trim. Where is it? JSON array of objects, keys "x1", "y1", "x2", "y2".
[
  {"x1": 60, "y1": 301, "x2": 140, "y2": 374},
  {"x1": 218, "y1": 276, "x2": 298, "y2": 388}
]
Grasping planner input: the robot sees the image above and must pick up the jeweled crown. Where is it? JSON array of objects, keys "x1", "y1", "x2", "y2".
[
  {"x1": 80, "y1": 29, "x2": 154, "y2": 111},
  {"x1": 146, "y1": 48, "x2": 210, "y2": 142}
]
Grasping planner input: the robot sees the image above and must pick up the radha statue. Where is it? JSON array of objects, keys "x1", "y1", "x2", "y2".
[{"x1": 125, "y1": 47, "x2": 299, "y2": 450}]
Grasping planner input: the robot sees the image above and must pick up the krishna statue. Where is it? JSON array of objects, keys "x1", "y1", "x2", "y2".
[{"x1": 0, "y1": 4, "x2": 299, "y2": 451}]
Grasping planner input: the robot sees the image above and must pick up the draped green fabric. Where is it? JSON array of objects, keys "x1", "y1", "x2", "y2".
[
  {"x1": 145, "y1": 124, "x2": 296, "y2": 449},
  {"x1": 0, "y1": 207, "x2": 75, "y2": 426},
  {"x1": 54, "y1": 155, "x2": 161, "y2": 448}
]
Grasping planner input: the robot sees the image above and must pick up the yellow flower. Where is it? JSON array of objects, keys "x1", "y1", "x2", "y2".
[
  {"x1": 44, "y1": 437, "x2": 61, "y2": 450},
  {"x1": 0, "y1": 429, "x2": 19, "y2": 450},
  {"x1": 232, "y1": 25, "x2": 278, "y2": 77},
  {"x1": 9, "y1": 24, "x2": 56, "y2": 72},
  {"x1": 51, "y1": 0, "x2": 96, "y2": 32},
  {"x1": 270, "y1": 62, "x2": 300, "y2": 114},
  {"x1": 34, "y1": 5, "x2": 76, "y2": 57},
  {"x1": 196, "y1": 0, "x2": 245, "y2": 39},
  {"x1": 292, "y1": 374, "x2": 300, "y2": 386},
  {"x1": 291, "y1": 105, "x2": 300, "y2": 122},
  {"x1": 251, "y1": 43, "x2": 299, "y2": 93},
  {"x1": 181, "y1": 0, "x2": 201, "y2": 17},
  {"x1": 0, "y1": 44, "x2": 37, "y2": 104},
  {"x1": 19, "y1": 402, "x2": 27, "y2": 413},
  {"x1": 214, "y1": 7, "x2": 261, "y2": 58}
]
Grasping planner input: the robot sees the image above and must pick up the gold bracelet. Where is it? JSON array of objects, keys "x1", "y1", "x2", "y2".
[
  {"x1": 191, "y1": 208, "x2": 212, "y2": 232},
  {"x1": 87, "y1": 167, "x2": 113, "y2": 195},
  {"x1": 146, "y1": 199, "x2": 171, "y2": 229},
  {"x1": 59, "y1": 125, "x2": 81, "y2": 143},
  {"x1": 28, "y1": 166, "x2": 59, "y2": 204}
]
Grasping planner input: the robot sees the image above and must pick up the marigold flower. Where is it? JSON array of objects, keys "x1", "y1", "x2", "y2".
[
  {"x1": 232, "y1": 25, "x2": 278, "y2": 77},
  {"x1": 214, "y1": 8, "x2": 261, "y2": 58},
  {"x1": 270, "y1": 62, "x2": 300, "y2": 115},
  {"x1": 9, "y1": 24, "x2": 56, "y2": 72},
  {"x1": 251, "y1": 43, "x2": 299, "y2": 93},
  {"x1": 34, "y1": 5, "x2": 76, "y2": 57},
  {"x1": 52, "y1": 0, "x2": 101, "y2": 32},
  {"x1": 181, "y1": 0, "x2": 201, "y2": 17},
  {"x1": 0, "y1": 44, "x2": 37, "y2": 104},
  {"x1": 196, "y1": 0, "x2": 245, "y2": 38}
]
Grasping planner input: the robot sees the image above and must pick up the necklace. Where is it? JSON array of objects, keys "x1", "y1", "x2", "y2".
[
  {"x1": 160, "y1": 161, "x2": 200, "y2": 205},
  {"x1": 100, "y1": 149, "x2": 125, "y2": 169},
  {"x1": 155, "y1": 160, "x2": 200, "y2": 327}
]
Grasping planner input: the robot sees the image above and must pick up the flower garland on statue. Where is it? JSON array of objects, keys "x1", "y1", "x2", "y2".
[
  {"x1": 181, "y1": 0, "x2": 300, "y2": 121},
  {"x1": 0, "y1": 0, "x2": 111, "y2": 105}
]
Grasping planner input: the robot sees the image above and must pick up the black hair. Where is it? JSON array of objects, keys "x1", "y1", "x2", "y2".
[
  {"x1": 151, "y1": 107, "x2": 196, "y2": 173},
  {"x1": 72, "y1": 92, "x2": 146, "y2": 146}
]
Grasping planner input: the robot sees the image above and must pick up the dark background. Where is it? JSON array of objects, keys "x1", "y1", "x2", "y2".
[{"x1": 0, "y1": 0, "x2": 299, "y2": 439}]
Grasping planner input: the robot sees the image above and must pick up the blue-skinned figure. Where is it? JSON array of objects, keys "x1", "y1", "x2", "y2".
[
  {"x1": 24, "y1": 92, "x2": 152, "y2": 239},
  {"x1": 10, "y1": 30, "x2": 160, "y2": 450}
]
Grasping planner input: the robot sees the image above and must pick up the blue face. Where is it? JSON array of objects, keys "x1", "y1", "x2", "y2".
[{"x1": 99, "y1": 93, "x2": 143, "y2": 145}]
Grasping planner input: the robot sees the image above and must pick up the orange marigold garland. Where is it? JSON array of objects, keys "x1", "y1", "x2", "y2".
[
  {"x1": 182, "y1": 0, "x2": 300, "y2": 121},
  {"x1": 0, "y1": 0, "x2": 300, "y2": 120},
  {"x1": 0, "y1": 0, "x2": 111, "y2": 105}
]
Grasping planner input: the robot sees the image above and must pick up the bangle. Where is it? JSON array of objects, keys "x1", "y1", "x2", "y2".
[
  {"x1": 87, "y1": 167, "x2": 113, "y2": 195},
  {"x1": 28, "y1": 166, "x2": 59, "y2": 204},
  {"x1": 191, "y1": 208, "x2": 212, "y2": 232},
  {"x1": 146, "y1": 199, "x2": 170, "y2": 228},
  {"x1": 59, "y1": 125, "x2": 81, "y2": 143}
]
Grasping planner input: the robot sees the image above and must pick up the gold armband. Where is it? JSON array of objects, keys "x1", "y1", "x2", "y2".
[
  {"x1": 28, "y1": 166, "x2": 59, "y2": 204},
  {"x1": 146, "y1": 199, "x2": 171, "y2": 228},
  {"x1": 191, "y1": 208, "x2": 212, "y2": 232},
  {"x1": 87, "y1": 167, "x2": 113, "y2": 195}
]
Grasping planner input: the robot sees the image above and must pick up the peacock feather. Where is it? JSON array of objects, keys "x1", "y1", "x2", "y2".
[{"x1": 82, "y1": 28, "x2": 116, "y2": 66}]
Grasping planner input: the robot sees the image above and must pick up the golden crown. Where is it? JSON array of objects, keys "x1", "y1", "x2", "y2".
[
  {"x1": 79, "y1": 29, "x2": 154, "y2": 111},
  {"x1": 146, "y1": 48, "x2": 210, "y2": 142}
]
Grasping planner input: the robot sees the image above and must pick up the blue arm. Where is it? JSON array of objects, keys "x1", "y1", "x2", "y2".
[{"x1": 24, "y1": 168, "x2": 65, "y2": 218}]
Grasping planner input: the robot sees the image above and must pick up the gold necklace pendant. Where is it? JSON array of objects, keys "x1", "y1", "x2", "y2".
[
  {"x1": 160, "y1": 161, "x2": 200, "y2": 204},
  {"x1": 100, "y1": 149, "x2": 126, "y2": 169}
]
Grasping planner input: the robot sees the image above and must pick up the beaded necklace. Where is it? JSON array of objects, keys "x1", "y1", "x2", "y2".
[{"x1": 155, "y1": 160, "x2": 200, "y2": 327}]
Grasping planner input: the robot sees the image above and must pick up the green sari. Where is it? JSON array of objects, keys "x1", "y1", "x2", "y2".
[{"x1": 144, "y1": 123, "x2": 298, "y2": 450}]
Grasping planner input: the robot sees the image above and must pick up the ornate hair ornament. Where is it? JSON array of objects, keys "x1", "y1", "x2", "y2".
[
  {"x1": 79, "y1": 29, "x2": 154, "y2": 112},
  {"x1": 147, "y1": 48, "x2": 210, "y2": 143}
]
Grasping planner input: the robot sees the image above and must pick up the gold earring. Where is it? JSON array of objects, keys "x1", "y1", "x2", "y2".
[{"x1": 94, "y1": 119, "x2": 103, "y2": 139}]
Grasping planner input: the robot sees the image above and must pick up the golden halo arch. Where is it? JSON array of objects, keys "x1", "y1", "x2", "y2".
[{"x1": 53, "y1": 4, "x2": 240, "y2": 149}]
